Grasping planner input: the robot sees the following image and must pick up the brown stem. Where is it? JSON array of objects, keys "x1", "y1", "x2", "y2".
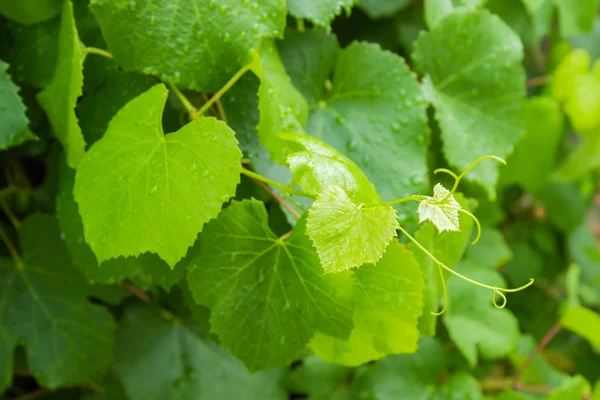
[
  {"x1": 14, "y1": 388, "x2": 50, "y2": 400},
  {"x1": 252, "y1": 179, "x2": 301, "y2": 220},
  {"x1": 479, "y1": 377, "x2": 555, "y2": 394},
  {"x1": 514, "y1": 323, "x2": 562, "y2": 384},
  {"x1": 122, "y1": 281, "x2": 151, "y2": 302},
  {"x1": 526, "y1": 75, "x2": 549, "y2": 88}
]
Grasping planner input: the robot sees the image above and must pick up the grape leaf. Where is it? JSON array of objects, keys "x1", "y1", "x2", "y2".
[
  {"x1": 501, "y1": 97, "x2": 565, "y2": 191},
  {"x1": 279, "y1": 30, "x2": 430, "y2": 208},
  {"x1": 281, "y1": 133, "x2": 380, "y2": 203},
  {"x1": 283, "y1": 356, "x2": 351, "y2": 400},
  {"x1": 560, "y1": 307, "x2": 600, "y2": 350},
  {"x1": 4, "y1": 16, "x2": 60, "y2": 88},
  {"x1": 57, "y1": 158, "x2": 183, "y2": 288},
  {"x1": 424, "y1": 0, "x2": 486, "y2": 28},
  {"x1": 90, "y1": 0, "x2": 286, "y2": 92},
  {"x1": 554, "y1": 0, "x2": 598, "y2": 37},
  {"x1": 287, "y1": 0, "x2": 356, "y2": 27},
  {"x1": 74, "y1": 84, "x2": 242, "y2": 267},
  {"x1": 548, "y1": 375, "x2": 591, "y2": 400},
  {"x1": 113, "y1": 303, "x2": 287, "y2": 400},
  {"x1": 413, "y1": 10, "x2": 526, "y2": 198},
  {"x1": 309, "y1": 241, "x2": 424, "y2": 366},
  {"x1": 444, "y1": 261, "x2": 520, "y2": 367},
  {"x1": 433, "y1": 374, "x2": 484, "y2": 400},
  {"x1": 418, "y1": 184, "x2": 461, "y2": 233},
  {"x1": 186, "y1": 200, "x2": 354, "y2": 371},
  {"x1": 306, "y1": 185, "x2": 398, "y2": 274},
  {"x1": 555, "y1": 134, "x2": 600, "y2": 181},
  {"x1": 0, "y1": 59, "x2": 36, "y2": 150},
  {"x1": 411, "y1": 194, "x2": 474, "y2": 335},
  {"x1": 359, "y1": 0, "x2": 411, "y2": 19},
  {"x1": 0, "y1": 214, "x2": 116, "y2": 391},
  {"x1": 254, "y1": 40, "x2": 308, "y2": 163},
  {"x1": 0, "y1": 0, "x2": 61, "y2": 25},
  {"x1": 465, "y1": 228, "x2": 512, "y2": 268},
  {"x1": 36, "y1": 0, "x2": 86, "y2": 168}
]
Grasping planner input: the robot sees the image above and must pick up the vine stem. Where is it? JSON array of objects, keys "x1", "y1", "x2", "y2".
[
  {"x1": 240, "y1": 168, "x2": 315, "y2": 199},
  {"x1": 382, "y1": 195, "x2": 429, "y2": 206},
  {"x1": 192, "y1": 63, "x2": 252, "y2": 119},
  {"x1": 0, "y1": 197, "x2": 20, "y2": 228},
  {"x1": 14, "y1": 388, "x2": 50, "y2": 400},
  {"x1": 252, "y1": 179, "x2": 301, "y2": 219},
  {"x1": 84, "y1": 47, "x2": 113, "y2": 59},
  {"x1": 479, "y1": 377, "x2": 554, "y2": 394},
  {"x1": 397, "y1": 224, "x2": 534, "y2": 314},
  {"x1": 0, "y1": 225, "x2": 22, "y2": 265},
  {"x1": 168, "y1": 83, "x2": 198, "y2": 119},
  {"x1": 513, "y1": 323, "x2": 562, "y2": 384},
  {"x1": 122, "y1": 281, "x2": 151, "y2": 302},
  {"x1": 526, "y1": 75, "x2": 549, "y2": 88}
]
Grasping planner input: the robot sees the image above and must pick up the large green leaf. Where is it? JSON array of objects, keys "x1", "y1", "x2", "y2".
[
  {"x1": 90, "y1": 0, "x2": 286, "y2": 92},
  {"x1": 186, "y1": 200, "x2": 354, "y2": 371},
  {"x1": 0, "y1": 0, "x2": 61, "y2": 24},
  {"x1": 306, "y1": 185, "x2": 398, "y2": 273},
  {"x1": 0, "y1": 215, "x2": 116, "y2": 391},
  {"x1": 359, "y1": 0, "x2": 411, "y2": 18},
  {"x1": 309, "y1": 241, "x2": 423, "y2": 366},
  {"x1": 287, "y1": 0, "x2": 356, "y2": 27},
  {"x1": 501, "y1": 97, "x2": 564, "y2": 191},
  {"x1": 281, "y1": 134, "x2": 380, "y2": 203},
  {"x1": 413, "y1": 10, "x2": 526, "y2": 198},
  {"x1": 113, "y1": 303, "x2": 286, "y2": 400},
  {"x1": 279, "y1": 30, "x2": 430, "y2": 208},
  {"x1": 254, "y1": 40, "x2": 308, "y2": 163},
  {"x1": 560, "y1": 307, "x2": 600, "y2": 349},
  {"x1": 36, "y1": 0, "x2": 86, "y2": 168},
  {"x1": 0, "y1": 59, "x2": 36, "y2": 150},
  {"x1": 444, "y1": 261, "x2": 520, "y2": 367},
  {"x1": 424, "y1": 0, "x2": 486, "y2": 28},
  {"x1": 74, "y1": 84, "x2": 242, "y2": 267}
]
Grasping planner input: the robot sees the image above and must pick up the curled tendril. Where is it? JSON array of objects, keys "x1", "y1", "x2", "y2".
[
  {"x1": 492, "y1": 288, "x2": 507, "y2": 309},
  {"x1": 431, "y1": 263, "x2": 448, "y2": 316},
  {"x1": 445, "y1": 206, "x2": 482, "y2": 244}
]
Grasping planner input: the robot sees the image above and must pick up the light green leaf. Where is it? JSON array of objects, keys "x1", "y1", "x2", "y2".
[
  {"x1": 0, "y1": 215, "x2": 116, "y2": 392},
  {"x1": 90, "y1": 0, "x2": 286, "y2": 92},
  {"x1": 560, "y1": 307, "x2": 600, "y2": 350},
  {"x1": 309, "y1": 241, "x2": 424, "y2": 366},
  {"x1": 418, "y1": 183, "x2": 461, "y2": 233},
  {"x1": 186, "y1": 200, "x2": 354, "y2": 371},
  {"x1": 501, "y1": 97, "x2": 565, "y2": 191},
  {"x1": 0, "y1": 59, "x2": 36, "y2": 150},
  {"x1": 548, "y1": 375, "x2": 591, "y2": 400},
  {"x1": 281, "y1": 133, "x2": 380, "y2": 203},
  {"x1": 74, "y1": 84, "x2": 242, "y2": 267},
  {"x1": 113, "y1": 303, "x2": 287, "y2": 400},
  {"x1": 279, "y1": 31, "x2": 430, "y2": 208},
  {"x1": 306, "y1": 185, "x2": 398, "y2": 274},
  {"x1": 444, "y1": 261, "x2": 520, "y2": 367},
  {"x1": 413, "y1": 10, "x2": 526, "y2": 198},
  {"x1": 465, "y1": 228, "x2": 512, "y2": 268},
  {"x1": 554, "y1": 0, "x2": 598, "y2": 37},
  {"x1": 411, "y1": 194, "x2": 474, "y2": 335},
  {"x1": 255, "y1": 40, "x2": 308, "y2": 163},
  {"x1": 283, "y1": 356, "x2": 351, "y2": 400},
  {"x1": 424, "y1": 0, "x2": 486, "y2": 28},
  {"x1": 37, "y1": 0, "x2": 86, "y2": 168},
  {"x1": 0, "y1": 0, "x2": 61, "y2": 24},
  {"x1": 287, "y1": 0, "x2": 356, "y2": 27},
  {"x1": 551, "y1": 49, "x2": 590, "y2": 103},
  {"x1": 358, "y1": 0, "x2": 411, "y2": 19},
  {"x1": 555, "y1": 134, "x2": 600, "y2": 180}
]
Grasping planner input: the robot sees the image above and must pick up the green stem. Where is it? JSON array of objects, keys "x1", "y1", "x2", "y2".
[
  {"x1": 445, "y1": 205, "x2": 481, "y2": 244},
  {"x1": 449, "y1": 155, "x2": 506, "y2": 194},
  {"x1": 168, "y1": 83, "x2": 198, "y2": 118},
  {"x1": 0, "y1": 225, "x2": 21, "y2": 265},
  {"x1": 241, "y1": 168, "x2": 315, "y2": 199},
  {"x1": 382, "y1": 195, "x2": 429, "y2": 207},
  {"x1": 192, "y1": 63, "x2": 252, "y2": 119},
  {"x1": 397, "y1": 224, "x2": 534, "y2": 314},
  {"x1": 84, "y1": 47, "x2": 113, "y2": 59},
  {"x1": 0, "y1": 198, "x2": 19, "y2": 228}
]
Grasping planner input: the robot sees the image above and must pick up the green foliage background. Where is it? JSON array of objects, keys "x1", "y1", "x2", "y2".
[{"x1": 1, "y1": 0, "x2": 600, "y2": 399}]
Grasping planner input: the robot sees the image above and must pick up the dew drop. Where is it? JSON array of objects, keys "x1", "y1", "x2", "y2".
[
  {"x1": 258, "y1": 269, "x2": 266, "y2": 283},
  {"x1": 346, "y1": 139, "x2": 357, "y2": 151},
  {"x1": 202, "y1": 170, "x2": 209, "y2": 178},
  {"x1": 149, "y1": 185, "x2": 158, "y2": 194}
]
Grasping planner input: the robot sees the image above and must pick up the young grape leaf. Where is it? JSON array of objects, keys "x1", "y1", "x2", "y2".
[
  {"x1": 186, "y1": 200, "x2": 354, "y2": 371},
  {"x1": 0, "y1": 59, "x2": 36, "y2": 150},
  {"x1": 254, "y1": 40, "x2": 308, "y2": 163},
  {"x1": 411, "y1": 194, "x2": 474, "y2": 335},
  {"x1": 57, "y1": 158, "x2": 183, "y2": 288},
  {"x1": 281, "y1": 133, "x2": 380, "y2": 203},
  {"x1": 359, "y1": 0, "x2": 411, "y2": 19},
  {"x1": 4, "y1": 16, "x2": 60, "y2": 88},
  {"x1": 0, "y1": 0, "x2": 61, "y2": 25},
  {"x1": 279, "y1": 30, "x2": 430, "y2": 208},
  {"x1": 418, "y1": 183, "x2": 461, "y2": 233},
  {"x1": 74, "y1": 84, "x2": 242, "y2": 267},
  {"x1": 90, "y1": 0, "x2": 286, "y2": 92},
  {"x1": 36, "y1": 0, "x2": 86, "y2": 168},
  {"x1": 444, "y1": 261, "x2": 520, "y2": 367},
  {"x1": 501, "y1": 97, "x2": 565, "y2": 191},
  {"x1": 113, "y1": 303, "x2": 287, "y2": 400},
  {"x1": 309, "y1": 242, "x2": 424, "y2": 366},
  {"x1": 560, "y1": 307, "x2": 600, "y2": 350},
  {"x1": 424, "y1": 0, "x2": 485, "y2": 28},
  {"x1": 287, "y1": 0, "x2": 356, "y2": 27},
  {"x1": 306, "y1": 185, "x2": 398, "y2": 274},
  {"x1": 413, "y1": 10, "x2": 526, "y2": 198},
  {"x1": 0, "y1": 215, "x2": 116, "y2": 392},
  {"x1": 554, "y1": 0, "x2": 598, "y2": 37}
]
